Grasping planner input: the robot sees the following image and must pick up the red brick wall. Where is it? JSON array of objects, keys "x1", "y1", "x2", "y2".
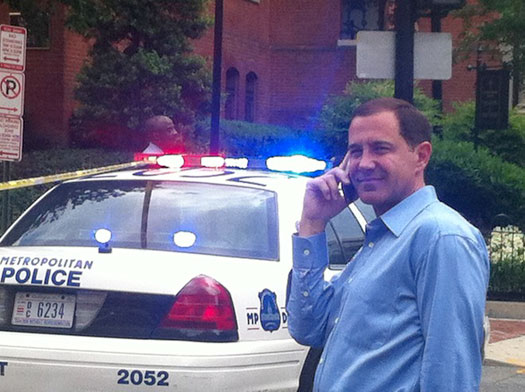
[
  {"x1": 194, "y1": 0, "x2": 272, "y2": 123},
  {"x1": 268, "y1": 0, "x2": 356, "y2": 127},
  {"x1": 23, "y1": 5, "x2": 67, "y2": 145},
  {"x1": 0, "y1": 4, "x2": 89, "y2": 146}
]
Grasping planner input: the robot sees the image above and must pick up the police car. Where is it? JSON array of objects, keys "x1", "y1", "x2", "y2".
[{"x1": 0, "y1": 154, "x2": 373, "y2": 392}]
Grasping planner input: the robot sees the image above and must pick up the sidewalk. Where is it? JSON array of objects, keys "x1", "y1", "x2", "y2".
[{"x1": 484, "y1": 307, "x2": 525, "y2": 367}]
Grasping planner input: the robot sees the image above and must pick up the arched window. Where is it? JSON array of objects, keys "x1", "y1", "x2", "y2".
[
  {"x1": 225, "y1": 68, "x2": 240, "y2": 120},
  {"x1": 245, "y1": 72, "x2": 258, "y2": 122}
]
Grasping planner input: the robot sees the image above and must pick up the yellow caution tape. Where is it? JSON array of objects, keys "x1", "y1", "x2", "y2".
[{"x1": 0, "y1": 161, "x2": 144, "y2": 191}]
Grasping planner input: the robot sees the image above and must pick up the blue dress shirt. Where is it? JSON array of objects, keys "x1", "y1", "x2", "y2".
[{"x1": 287, "y1": 186, "x2": 490, "y2": 391}]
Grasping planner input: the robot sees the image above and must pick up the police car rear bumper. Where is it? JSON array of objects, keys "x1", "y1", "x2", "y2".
[{"x1": 0, "y1": 332, "x2": 305, "y2": 391}]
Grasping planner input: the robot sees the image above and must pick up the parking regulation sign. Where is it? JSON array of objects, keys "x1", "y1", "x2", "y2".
[
  {"x1": 0, "y1": 114, "x2": 23, "y2": 162},
  {"x1": 0, "y1": 24, "x2": 26, "y2": 72},
  {"x1": 0, "y1": 71, "x2": 24, "y2": 116}
]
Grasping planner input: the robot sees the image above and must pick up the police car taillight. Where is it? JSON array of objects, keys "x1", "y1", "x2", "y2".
[{"x1": 156, "y1": 275, "x2": 238, "y2": 342}]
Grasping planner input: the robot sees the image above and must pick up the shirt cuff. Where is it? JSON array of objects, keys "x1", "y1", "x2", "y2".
[{"x1": 292, "y1": 232, "x2": 329, "y2": 269}]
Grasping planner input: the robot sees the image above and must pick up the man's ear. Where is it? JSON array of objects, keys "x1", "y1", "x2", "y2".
[{"x1": 415, "y1": 141, "x2": 432, "y2": 173}]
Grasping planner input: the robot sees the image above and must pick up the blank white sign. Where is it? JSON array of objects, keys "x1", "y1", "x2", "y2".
[{"x1": 356, "y1": 31, "x2": 452, "y2": 80}]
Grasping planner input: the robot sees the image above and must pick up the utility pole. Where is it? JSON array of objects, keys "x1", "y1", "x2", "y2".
[
  {"x1": 210, "y1": 0, "x2": 223, "y2": 155},
  {"x1": 394, "y1": 0, "x2": 416, "y2": 103}
]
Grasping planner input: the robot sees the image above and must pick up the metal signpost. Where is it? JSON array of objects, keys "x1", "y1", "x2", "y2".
[{"x1": 0, "y1": 24, "x2": 26, "y2": 232}]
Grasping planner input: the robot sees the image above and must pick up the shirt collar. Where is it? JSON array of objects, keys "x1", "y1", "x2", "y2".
[{"x1": 379, "y1": 185, "x2": 438, "y2": 237}]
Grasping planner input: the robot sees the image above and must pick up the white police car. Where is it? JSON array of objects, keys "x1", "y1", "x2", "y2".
[{"x1": 0, "y1": 155, "x2": 373, "y2": 392}]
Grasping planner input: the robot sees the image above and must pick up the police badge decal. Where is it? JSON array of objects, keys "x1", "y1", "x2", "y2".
[{"x1": 258, "y1": 289, "x2": 281, "y2": 332}]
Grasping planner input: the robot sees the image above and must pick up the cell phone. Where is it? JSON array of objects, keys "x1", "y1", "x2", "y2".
[{"x1": 341, "y1": 181, "x2": 357, "y2": 204}]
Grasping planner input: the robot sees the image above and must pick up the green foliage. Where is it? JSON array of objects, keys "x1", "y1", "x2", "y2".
[
  {"x1": 488, "y1": 260, "x2": 525, "y2": 300},
  {"x1": 60, "y1": 0, "x2": 212, "y2": 148},
  {"x1": 427, "y1": 138, "x2": 525, "y2": 233},
  {"x1": 319, "y1": 80, "x2": 442, "y2": 135},
  {"x1": 0, "y1": 149, "x2": 132, "y2": 235},
  {"x1": 442, "y1": 101, "x2": 525, "y2": 166}
]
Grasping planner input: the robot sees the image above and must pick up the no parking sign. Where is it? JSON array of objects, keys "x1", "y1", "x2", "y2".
[{"x1": 0, "y1": 71, "x2": 24, "y2": 116}]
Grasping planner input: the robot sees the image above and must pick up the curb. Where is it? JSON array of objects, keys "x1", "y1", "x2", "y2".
[
  {"x1": 486, "y1": 300, "x2": 525, "y2": 320},
  {"x1": 483, "y1": 358, "x2": 518, "y2": 367}
]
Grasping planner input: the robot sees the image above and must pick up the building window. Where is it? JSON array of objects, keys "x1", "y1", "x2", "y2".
[
  {"x1": 225, "y1": 68, "x2": 240, "y2": 120},
  {"x1": 245, "y1": 72, "x2": 257, "y2": 123},
  {"x1": 340, "y1": 0, "x2": 382, "y2": 40},
  {"x1": 9, "y1": 11, "x2": 50, "y2": 48}
]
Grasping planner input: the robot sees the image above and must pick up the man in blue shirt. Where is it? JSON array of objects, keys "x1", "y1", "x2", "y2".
[{"x1": 287, "y1": 98, "x2": 490, "y2": 391}]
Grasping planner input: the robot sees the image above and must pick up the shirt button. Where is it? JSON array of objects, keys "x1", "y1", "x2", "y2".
[
  {"x1": 319, "y1": 357, "x2": 324, "y2": 364},
  {"x1": 368, "y1": 242, "x2": 374, "y2": 248},
  {"x1": 303, "y1": 291, "x2": 309, "y2": 297},
  {"x1": 334, "y1": 317, "x2": 339, "y2": 324},
  {"x1": 303, "y1": 249, "x2": 310, "y2": 256}
]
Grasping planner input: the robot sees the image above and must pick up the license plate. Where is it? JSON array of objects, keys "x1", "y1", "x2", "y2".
[{"x1": 12, "y1": 292, "x2": 76, "y2": 328}]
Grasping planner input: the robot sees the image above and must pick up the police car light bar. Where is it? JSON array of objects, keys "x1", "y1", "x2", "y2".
[
  {"x1": 134, "y1": 153, "x2": 327, "y2": 174},
  {"x1": 200, "y1": 156, "x2": 225, "y2": 168},
  {"x1": 156, "y1": 154, "x2": 185, "y2": 169},
  {"x1": 266, "y1": 155, "x2": 327, "y2": 173}
]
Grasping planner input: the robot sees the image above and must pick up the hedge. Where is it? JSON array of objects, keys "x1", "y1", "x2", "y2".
[
  {"x1": 426, "y1": 138, "x2": 525, "y2": 234},
  {"x1": 488, "y1": 260, "x2": 525, "y2": 301}
]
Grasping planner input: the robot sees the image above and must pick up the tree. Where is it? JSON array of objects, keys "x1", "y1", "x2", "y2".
[
  {"x1": 453, "y1": 0, "x2": 525, "y2": 106},
  {"x1": 3, "y1": 0, "x2": 212, "y2": 148}
]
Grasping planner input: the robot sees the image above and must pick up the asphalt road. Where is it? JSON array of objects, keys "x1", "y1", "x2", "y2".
[{"x1": 481, "y1": 364, "x2": 525, "y2": 391}]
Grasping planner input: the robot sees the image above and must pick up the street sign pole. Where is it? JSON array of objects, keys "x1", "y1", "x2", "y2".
[
  {"x1": 1, "y1": 161, "x2": 9, "y2": 232},
  {"x1": 0, "y1": 24, "x2": 26, "y2": 233},
  {"x1": 395, "y1": 0, "x2": 416, "y2": 103}
]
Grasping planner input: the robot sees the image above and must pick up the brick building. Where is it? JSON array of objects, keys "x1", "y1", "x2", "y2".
[
  {"x1": 0, "y1": 0, "x2": 502, "y2": 147},
  {"x1": 0, "y1": 3, "x2": 90, "y2": 146}
]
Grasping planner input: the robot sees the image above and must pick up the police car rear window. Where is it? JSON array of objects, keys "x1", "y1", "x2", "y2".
[{"x1": 1, "y1": 180, "x2": 279, "y2": 260}]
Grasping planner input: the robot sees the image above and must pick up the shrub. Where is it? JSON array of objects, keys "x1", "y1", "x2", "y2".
[
  {"x1": 427, "y1": 138, "x2": 525, "y2": 234},
  {"x1": 442, "y1": 102, "x2": 525, "y2": 167},
  {"x1": 488, "y1": 260, "x2": 525, "y2": 300}
]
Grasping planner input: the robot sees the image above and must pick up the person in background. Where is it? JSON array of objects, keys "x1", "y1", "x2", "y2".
[
  {"x1": 287, "y1": 97, "x2": 489, "y2": 391},
  {"x1": 142, "y1": 115, "x2": 184, "y2": 153}
]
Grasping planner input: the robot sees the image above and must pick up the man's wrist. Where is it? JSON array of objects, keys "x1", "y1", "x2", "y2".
[{"x1": 298, "y1": 218, "x2": 328, "y2": 237}]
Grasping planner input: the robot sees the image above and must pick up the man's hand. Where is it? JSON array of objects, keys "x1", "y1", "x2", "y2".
[{"x1": 298, "y1": 154, "x2": 356, "y2": 237}]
